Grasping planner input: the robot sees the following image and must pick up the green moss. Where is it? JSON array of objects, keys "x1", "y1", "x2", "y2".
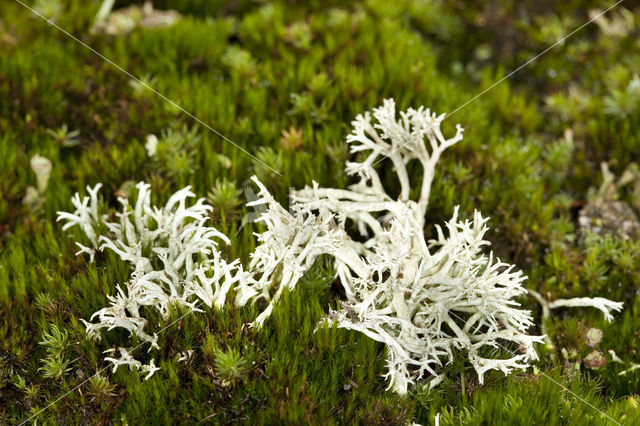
[{"x1": 1, "y1": 0, "x2": 640, "y2": 424}]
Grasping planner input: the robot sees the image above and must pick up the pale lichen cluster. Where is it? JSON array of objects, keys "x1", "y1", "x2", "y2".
[
  {"x1": 293, "y1": 99, "x2": 544, "y2": 392},
  {"x1": 58, "y1": 182, "x2": 242, "y2": 375},
  {"x1": 58, "y1": 99, "x2": 623, "y2": 391}
]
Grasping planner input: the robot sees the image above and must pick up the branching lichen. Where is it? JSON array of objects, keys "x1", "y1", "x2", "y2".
[
  {"x1": 235, "y1": 176, "x2": 365, "y2": 327},
  {"x1": 57, "y1": 182, "x2": 242, "y2": 377},
  {"x1": 58, "y1": 99, "x2": 624, "y2": 392},
  {"x1": 291, "y1": 99, "x2": 544, "y2": 393},
  {"x1": 290, "y1": 99, "x2": 623, "y2": 393}
]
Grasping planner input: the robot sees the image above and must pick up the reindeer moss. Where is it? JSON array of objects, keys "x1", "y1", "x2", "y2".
[{"x1": 1, "y1": 0, "x2": 640, "y2": 424}]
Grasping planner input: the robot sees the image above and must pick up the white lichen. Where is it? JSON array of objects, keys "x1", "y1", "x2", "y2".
[
  {"x1": 234, "y1": 176, "x2": 364, "y2": 327},
  {"x1": 104, "y1": 347, "x2": 159, "y2": 380},
  {"x1": 23, "y1": 153, "x2": 53, "y2": 211},
  {"x1": 58, "y1": 99, "x2": 624, "y2": 392},
  {"x1": 288, "y1": 99, "x2": 621, "y2": 393},
  {"x1": 285, "y1": 100, "x2": 542, "y2": 393},
  {"x1": 57, "y1": 182, "x2": 242, "y2": 378},
  {"x1": 529, "y1": 289, "x2": 623, "y2": 324}
]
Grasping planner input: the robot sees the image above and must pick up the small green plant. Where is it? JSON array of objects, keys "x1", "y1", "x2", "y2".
[
  {"x1": 38, "y1": 355, "x2": 73, "y2": 379},
  {"x1": 603, "y1": 75, "x2": 640, "y2": 119},
  {"x1": 39, "y1": 324, "x2": 68, "y2": 354},
  {"x1": 254, "y1": 146, "x2": 285, "y2": 183},
  {"x1": 279, "y1": 126, "x2": 304, "y2": 150},
  {"x1": 146, "y1": 123, "x2": 202, "y2": 185},
  {"x1": 46, "y1": 124, "x2": 80, "y2": 147},
  {"x1": 34, "y1": 292, "x2": 57, "y2": 314},
  {"x1": 86, "y1": 373, "x2": 117, "y2": 402},
  {"x1": 38, "y1": 325, "x2": 74, "y2": 380},
  {"x1": 285, "y1": 21, "x2": 312, "y2": 50},
  {"x1": 128, "y1": 73, "x2": 158, "y2": 98},
  {"x1": 213, "y1": 346, "x2": 247, "y2": 387},
  {"x1": 32, "y1": 0, "x2": 63, "y2": 21},
  {"x1": 221, "y1": 45, "x2": 258, "y2": 78},
  {"x1": 207, "y1": 178, "x2": 242, "y2": 218},
  {"x1": 10, "y1": 372, "x2": 27, "y2": 391}
]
